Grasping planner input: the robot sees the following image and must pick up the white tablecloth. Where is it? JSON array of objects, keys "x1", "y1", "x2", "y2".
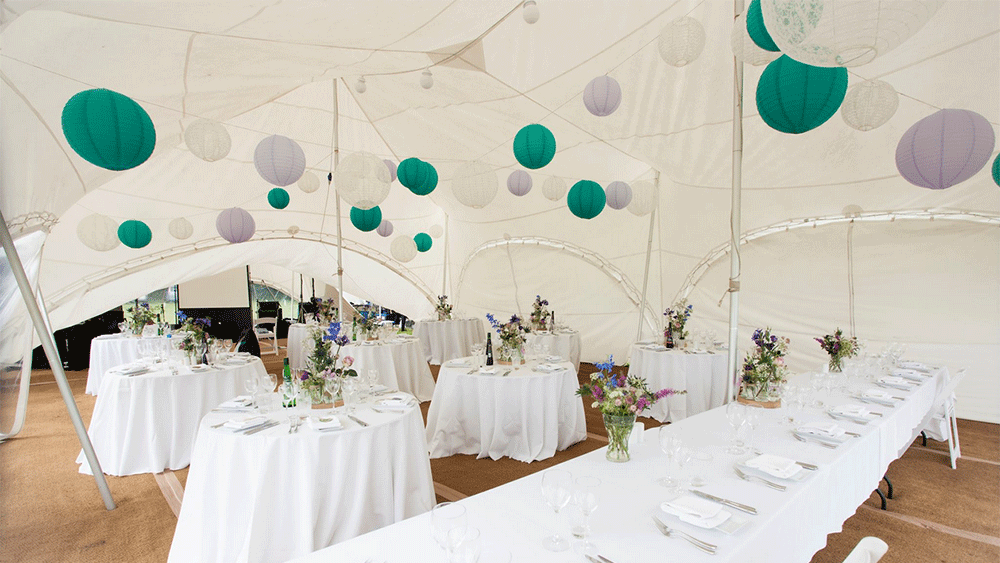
[
  {"x1": 413, "y1": 318, "x2": 485, "y2": 365},
  {"x1": 627, "y1": 343, "x2": 728, "y2": 421},
  {"x1": 425, "y1": 357, "x2": 586, "y2": 462},
  {"x1": 340, "y1": 338, "x2": 435, "y2": 401},
  {"x1": 287, "y1": 365, "x2": 946, "y2": 563},
  {"x1": 286, "y1": 323, "x2": 314, "y2": 371},
  {"x1": 168, "y1": 400, "x2": 435, "y2": 563},
  {"x1": 525, "y1": 330, "x2": 582, "y2": 373},
  {"x1": 77, "y1": 358, "x2": 266, "y2": 476},
  {"x1": 86, "y1": 334, "x2": 175, "y2": 395}
]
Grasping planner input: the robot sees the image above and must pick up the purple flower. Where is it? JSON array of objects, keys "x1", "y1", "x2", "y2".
[
  {"x1": 334, "y1": 334, "x2": 350, "y2": 347},
  {"x1": 300, "y1": 372, "x2": 309, "y2": 381}
]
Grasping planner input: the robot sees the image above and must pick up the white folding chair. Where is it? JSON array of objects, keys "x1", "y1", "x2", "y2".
[
  {"x1": 920, "y1": 367, "x2": 965, "y2": 469},
  {"x1": 842, "y1": 536, "x2": 888, "y2": 563},
  {"x1": 254, "y1": 317, "x2": 278, "y2": 356}
]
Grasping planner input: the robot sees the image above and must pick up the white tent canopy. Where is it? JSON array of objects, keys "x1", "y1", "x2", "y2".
[{"x1": 2, "y1": 1, "x2": 997, "y2": 422}]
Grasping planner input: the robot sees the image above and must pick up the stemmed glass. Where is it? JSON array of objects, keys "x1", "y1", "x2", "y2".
[
  {"x1": 244, "y1": 374, "x2": 260, "y2": 409},
  {"x1": 540, "y1": 469, "x2": 573, "y2": 552},
  {"x1": 366, "y1": 368, "x2": 379, "y2": 395},
  {"x1": 725, "y1": 401, "x2": 747, "y2": 454},
  {"x1": 471, "y1": 343, "x2": 484, "y2": 366},
  {"x1": 450, "y1": 526, "x2": 481, "y2": 563},
  {"x1": 810, "y1": 372, "x2": 825, "y2": 408},
  {"x1": 342, "y1": 377, "x2": 360, "y2": 413},
  {"x1": 657, "y1": 427, "x2": 682, "y2": 489},
  {"x1": 431, "y1": 502, "x2": 467, "y2": 559},
  {"x1": 570, "y1": 476, "x2": 600, "y2": 553},
  {"x1": 743, "y1": 404, "x2": 762, "y2": 454}
]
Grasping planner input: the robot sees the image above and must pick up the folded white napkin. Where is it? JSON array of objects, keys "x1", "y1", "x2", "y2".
[
  {"x1": 545, "y1": 355, "x2": 562, "y2": 362},
  {"x1": 892, "y1": 369, "x2": 926, "y2": 381},
  {"x1": 898, "y1": 361, "x2": 928, "y2": 370},
  {"x1": 797, "y1": 422, "x2": 846, "y2": 438},
  {"x1": 223, "y1": 415, "x2": 268, "y2": 430},
  {"x1": 745, "y1": 454, "x2": 801, "y2": 479},
  {"x1": 534, "y1": 363, "x2": 562, "y2": 373},
  {"x1": 863, "y1": 389, "x2": 896, "y2": 401},
  {"x1": 645, "y1": 344, "x2": 667, "y2": 351},
  {"x1": 371, "y1": 384, "x2": 389, "y2": 394},
  {"x1": 224, "y1": 357, "x2": 250, "y2": 365},
  {"x1": 879, "y1": 376, "x2": 911, "y2": 386},
  {"x1": 661, "y1": 496, "x2": 731, "y2": 529},
  {"x1": 478, "y1": 367, "x2": 497, "y2": 375},
  {"x1": 114, "y1": 363, "x2": 149, "y2": 375},
  {"x1": 832, "y1": 403, "x2": 870, "y2": 417},
  {"x1": 447, "y1": 359, "x2": 471, "y2": 367},
  {"x1": 218, "y1": 396, "x2": 252, "y2": 409},
  {"x1": 308, "y1": 415, "x2": 342, "y2": 431},
  {"x1": 189, "y1": 364, "x2": 211, "y2": 372}
]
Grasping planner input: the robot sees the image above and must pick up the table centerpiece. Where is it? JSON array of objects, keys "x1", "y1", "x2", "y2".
[
  {"x1": 301, "y1": 321, "x2": 357, "y2": 408},
  {"x1": 815, "y1": 328, "x2": 858, "y2": 373},
  {"x1": 663, "y1": 299, "x2": 693, "y2": 348},
  {"x1": 528, "y1": 295, "x2": 550, "y2": 332},
  {"x1": 353, "y1": 304, "x2": 381, "y2": 340},
  {"x1": 128, "y1": 303, "x2": 158, "y2": 336},
  {"x1": 435, "y1": 295, "x2": 453, "y2": 321},
  {"x1": 486, "y1": 313, "x2": 529, "y2": 365},
  {"x1": 177, "y1": 312, "x2": 212, "y2": 364},
  {"x1": 311, "y1": 297, "x2": 339, "y2": 325},
  {"x1": 738, "y1": 327, "x2": 789, "y2": 408}
]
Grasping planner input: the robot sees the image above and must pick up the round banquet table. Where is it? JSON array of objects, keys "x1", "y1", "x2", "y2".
[
  {"x1": 626, "y1": 342, "x2": 727, "y2": 422},
  {"x1": 425, "y1": 357, "x2": 586, "y2": 462},
  {"x1": 286, "y1": 323, "x2": 314, "y2": 371},
  {"x1": 167, "y1": 398, "x2": 435, "y2": 563},
  {"x1": 77, "y1": 357, "x2": 266, "y2": 476},
  {"x1": 86, "y1": 333, "x2": 175, "y2": 395},
  {"x1": 340, "y1": 338, "x2": 435, "y2": 401},
  {"x1": 524, "y1": 329, "x2": 581, "y2": 373},
  {"x1": 412, "y1": 318, "x2": 485, "y2": 365}
]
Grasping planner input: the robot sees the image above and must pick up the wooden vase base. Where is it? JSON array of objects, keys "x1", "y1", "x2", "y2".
[{"x1": 737, "y1": 396, "x2": 781, "y2": 409}]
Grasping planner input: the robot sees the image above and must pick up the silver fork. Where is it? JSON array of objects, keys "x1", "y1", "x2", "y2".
[
  {"x1": 651, "y1": 516, "x2": 717, "y2": 555},
  {"x1": 793, "y1": 432, "x2": 837, "y2": 449},
  {"x1": 734, "y1": 466, "x2": 786, "y2": 491}
]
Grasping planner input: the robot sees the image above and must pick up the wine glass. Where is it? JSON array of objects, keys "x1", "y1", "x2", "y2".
[
  {"x1": 366, "y1": 368, "x2": 379, "y2": 394},
  {"x1": 743, "y1": 404, "x2": 762, "y2": 455},
  {"x1": 264, "y1": 373, "x2": 278, "y2": 393},
  {"x1": 570, "y1": 477, "x2": 600, "y2": 541},
  {"x1": 725, "y1": 401, "x2": 747, "y2": 454},
  {"x1": 540, "y1": 469, "x2": 572, "y2": 552},
  {"x1": 657, "y1": 428, "x2": 682, "y2": 489},
  {"x1": 431, "y1": 502, "x2": 467, "y2": 558},
  {"x1": 342, "y1": 377, "x2": 359, "y2": 414},
  {"x1": 244, "y1": 375, "x2": 260, "y2": 409},
  {"x1": 450, "y1": 526, "x2": 481, "y2": 563},
  {"x1": 810, "y1": 372, "x2": 825, "y2": 408}
]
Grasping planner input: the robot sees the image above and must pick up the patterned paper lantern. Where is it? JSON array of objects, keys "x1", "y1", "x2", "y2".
[
  {"x1": 583, "y1": 76, "x2": 622, "y2": 117},
  {"x1": 731, "y1": 12, "x2": 780, "y2": 66},
  {"x1": 254, "y1": 135, "x2": 305, "y2": 186},
  {"x1": 542, "y1": 177, "x2": 567, "y2": 201},
  {"x1": 297, "y1": 171, "x2": 321, "y2": 193},
  {"x1": 414, "y1": 233, "x2": 433, "y2": 252},
  {"x1": 184, "y1": 119, "x2": 231, "y2": 162},
  {"x1": 118, "y1": 220, "x2": 152, "y2": 249},
  {"x1": 452, "y1": 161, "x2": 499, "y2": 208},
  {"x1": 77, "y1": 214, "x2": 120, "y2": 251},
  {"x1": 267, "y1": 188, "x2": 290, "y2": 209},
  {"x1": 567, "y1": 180, "x2": 606, "y2": 219},
  {"x1": 895, "y1": 109, "x2": 996, "y2": 190},
  {"x1": 335, "y1": 151, "x2": 391, "y2": 210},
  {"x1": 513, "y1": 124, "x2": 556, "y2": 169},
  {"x1": 841, "y1": 79, "x2": 899, "y2": 132},
  {"x1": 398, "y1": 158, "x2": 437, "y2": 195},
  {"x1": 507, "y1": 170, "x2": 533, "y2": 196},
  {"x1": 605, "y1": 181, "x2": 632, "y2": 210},
  {"x1": 628, "y1": 180, "x2": 658, "y2": 216},
  {"x1": 429, "y1": 225, "x2": 444, "y2": 238},
  {"x1": 216, "y1": 207, "x2": 256, "y2": 243},
  {"x1": 61, "y1": 89, "x2": 156, "y2": 171},
  {"x1": 746, "y1": 0, "x2": 780, "y2": 52},
  {"x1": 390, "y1": 236, "x2": 417, "y2": 262},
  {"x1": 384, "y1": 159, "x2": 398, "y2": 182},
  {"x1": 350, "y1": 206, "x2": 382, "y2": 232},
  {"x1": 658, "y1": 17, "x2": 706, "y2": 67},
  {"x1": 376, "y1": 220, "x2": 394, "y2": 237},
  {"x1": 756, "y1": 55, "x2": 848, "y2": 134},
  {"x1": 993, "y1": 154, "x2": 1000, "y2": 187},
  {"x1": 168, "y1": 217, "x2": 193, "y2": 240}
]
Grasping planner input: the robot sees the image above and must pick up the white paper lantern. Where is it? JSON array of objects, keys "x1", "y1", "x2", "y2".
[
  {"x1": 355, "y1": 76, "x2": 367, "y2": 94},
  {"x1": 658, "y1": 17, "x2": 706, "y2": 67},
  {"x1": 184, "y1": 119, "x2": 231, "y2": 162},
  {"x1": 420, "y1": 69, "x2": 434, "y2": 89},
  {"x1": 383, "y1": 159, "x2": 397, "y2": 182},
  {"x1": 429, "y1": 225, "x2": 444, "y2": 238},
  {"x1": 254, "y1": 135, "x2": 305, "y2": 186},
  {"x1": 627, "y1": 180, "x2": 658, "y2": 216},
  {"x1": 297, "y1": 170, "x2": 321, "y2": 193},
  {"x1": 731, "y1": 12, "x2": 780, "y2": 66},
  {"x1": 522, "y1": 0, "x2": 539, "y2": 24},
  {"x1": 583, "y1": 76, "x2": 622, "y2": 117},
  {"x1": 761, "y1": 0, "x2": 942, "y2": 67},
  {"x1": 377, "y1": 220, "x2": 394, "y2": 237},
  {"x1": 451, "y1": 161, "x2": 498, "y2": 208},
  {"x1": 542, "y1": 176, "x2": 567, "y2": 201},
  {"x1": 216, "y1": 207, "x2": 256, "y2": 243},
  {"x1": 507, "y1": 170, "x2": 532, "y2": 196},
  {"x1": 287, "y1": 225, "x2": 300, "y2": 236},
  {"x1": 840, "y1": 79, "x2": 899, "y2": 132},
  {"x1": 76, "y1": 214, "x2": 120, "y2": 251},
  {"x1": 605, "y1": 181, "x2": 632, "y2": 210},
  {"x1": 168, "y1": 217, "x2": 193, "y2": 240},
  {"x1": 335, "y1": 151, "x2": 391, "y2": 210},
  {"x1": 390, "y1": 235, "x2": 418, "y2": 262}
]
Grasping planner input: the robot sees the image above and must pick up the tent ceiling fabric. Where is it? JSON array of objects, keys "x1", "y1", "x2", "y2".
[{"x1": 1, "y1": 1, "x2": 998, "y2": 421}]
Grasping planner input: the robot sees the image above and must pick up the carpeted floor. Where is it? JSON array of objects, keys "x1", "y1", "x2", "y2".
[{"x1": 1, "y1": 345, "x2": 997, "y2": 563}]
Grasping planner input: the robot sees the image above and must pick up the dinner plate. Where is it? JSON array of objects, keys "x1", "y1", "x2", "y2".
[{"x1": 659, "y1": 495, "x2": 749, "y2": 535}]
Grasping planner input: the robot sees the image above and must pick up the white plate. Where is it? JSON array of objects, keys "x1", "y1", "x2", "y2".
[
  {"x1": 659, "y1": 497, "x2": 748, "y2": 535},
  {"x1": 736, "y1": 460, "x2": 810, "y2": 483}
]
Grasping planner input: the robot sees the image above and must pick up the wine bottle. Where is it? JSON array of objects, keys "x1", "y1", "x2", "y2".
[
  {"x1": 550, "y1": 311, "x2": 555, "y2": 331},
  {"x1": 665, "y1": 325, "x2": 675, "y2": 349},
  {"x1": 485, "y1": 333, "x2": 494, "y2": 366},
  {"x1": 282, "y1": 358, "x2": 294, "y2": 407}
]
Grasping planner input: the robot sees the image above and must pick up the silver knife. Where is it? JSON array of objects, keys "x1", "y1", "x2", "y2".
[
  {"x1": 795, "y1": 460, "x2": 819, "y2": 471},
  {"x1": 690, "y1": 489, "x2": 758, "y2": 515},
  {"x1": 502, "y1": 369, "x2": 511, "y2": 377},
  {"x1": 348, "y1": 414, "x2": 369, "y2": 427},
  {"x1": 243, "y1": 420, "x2": 280, "y2": 435}
]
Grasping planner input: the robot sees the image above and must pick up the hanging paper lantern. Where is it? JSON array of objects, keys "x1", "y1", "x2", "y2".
[
  {"x1": 297, "y1": 171, "x2": 321, "y2": 193},
  {"x1": 414, "y1": 233, "x2": 432, "y2": 252},
  {"x1": 384, "y1": 159, "x2": 398, "y2": 182},
  {"x1": 61, "y1": 89, "x2": 156, "y2": 171},
  {"x1": 77, "y1": 214, "x2": 120, "y2": 251},
  {"x1": 390, "y1": 236, "x2": 417, "y2": 262},
  {"x1": 117, "y1": 220, "x2": 152, "y2": 249},
  {"x1": 398, "y1": 158, "x2": 437, "y2": 195},
  {"x1": 266, "y1": 188, "x2": 289, "y2": 209},
  {"x1": 746, "y1": 0, "x2": 780, "y2": 52},
  {"x1": 760, "y1": 0, "x2": 942, "y2": 67},
  {"x1": 254, "y1": 135, "x2": 305, "y2": 186},
  {"x1": 841, "y1": 80, "x2": 899, "y2": 132},
  {"x1": 216, "y1": 207, "x2": 256, "y2": 243},
  {"x1": 756, "y1": 55, "x2": 848, "y2": 134},
  {"x1": 376, "y1": 220, "x2": 394, "y2": 237},
  {"x1": 429, "y1": 225, "x2": 444, "y2": 239},
  {"x1": 605, "y1": 181, "x2": 632, "y2": 210},
  {"x1": 335, "y1": 151, "x2": 391, "y2": 210},
  {"x1": 567, "y1": 180, "x2": 606, "y2": 220},
  {"x1": 542, "y1": 177, "x2": 567, "y2": 201},
  {"x1": 731, "y1": 12, "x2": 780, "y2": 66},
  {"x1": 350, "y1": 206, "x2": 382, "y2": 232},
  {"x1": 507, "y1": 170, "x2": 533, "y2": 196},
  {"x1": 628, "y1": 180, "x2": 658, "y2": 216},
  {"x1": 513, "y1": 124, "x2": 556, "y2": 169},
  {"x1": 993, "y1": 154, "x2": 1000, "y2": 187},
  {"x1": 287, "y1": 225, "x2": 300, "y2": 236},
  {"x1": 452, "y1": 161, "x2": 499, "y2": 208},
  {"x1": 184, "y1": 119, "x2": 231, "y2": 162},
  {"x1": 423, "y1": 163, "x2": 439, "y2": 195},
  {"x1": 895, "y1": 109, "x2": 996, "y2": 190},
  {"x1": 168, "y1": 217, "x2": 193, "y2": 240},
  {"x1": 583, "y1": 76, "x2": 622, "y2": 117},
  {"x1": 657, "y1": 17, "x2": 706, "y2": 67}
]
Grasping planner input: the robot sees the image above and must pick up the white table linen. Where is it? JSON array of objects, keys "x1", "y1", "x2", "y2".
[
  {"x1": 77, "y1": 358, "x2": 266, "y2": 476},
  {"x1": 340, "y1": 338, "x2": 435, "y2": 401},
  {"x1": 524, "y1": 330, "x2": 582, "y2": 372},
  {"x1": 425, "y1": 357, "x2": 586, "y2": 462},
  {"x1": 413, "y1": 318, "x2": 485, "y2": 365},
  {"x1": 86, "y1": 334, "x2": 175, "y2": 395},
  {"x1": 168, "y1": 400, "x2": 434, "y2": 563},
  {"x1": 627, "y1": 343, "x2": 728, "y2": 421},
  {"x1": 286, "y1": 323, "x2": 314, "y2": 371}
]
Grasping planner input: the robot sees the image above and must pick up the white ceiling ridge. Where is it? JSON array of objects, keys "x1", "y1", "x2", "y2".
[
  {"x1": 368, "y1": 90, "x2": 526, "y2": 123},
  {"x1": 868, "y1": 29, "x2": 1000, "y2": 82}
]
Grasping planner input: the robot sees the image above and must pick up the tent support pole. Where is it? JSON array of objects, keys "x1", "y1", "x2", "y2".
[
  {"x1": 636, "y1": 171, "x2": 659, "y2": 343},
  {"x1": 332, "y1": 78, "x2": 344, "y2": 324},
  {"x1": 726, "y1": 0, "x2": 746, "y2": 403},
  {"x1": 442, "y1": 214, "x2": 449, "y2": 297},
  {"x1": 0, "y1": 211, "x2": 115, "y2": 510}
]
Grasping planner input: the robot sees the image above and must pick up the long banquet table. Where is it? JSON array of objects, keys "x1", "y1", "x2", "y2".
[
  {"x1": 627, "y1": 342, "x2": 728, "y2": 421},
  {"x1": 287, "y1": 363, "x2": 946, "y2": 562}
]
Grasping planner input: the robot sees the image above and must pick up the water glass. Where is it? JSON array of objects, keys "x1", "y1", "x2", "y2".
[
  {"x1": 725, "y1": 401, "x2": 747, "y2": 454},
  {"x1": 540, "y1": 469, "x2": 572, "y2": 552},
  {"x1": 432, "y1": 502, "x2": 467, "y2": 556},
  {"x1": 810, "y1": 372, "x2": 825, "y2": 407},
  {"x1": 450, "y1": 526, "x2": 480, "y2": 563},
  {"x1": 657, "y1": 428, "x2": 682, "y2": 489},
  {"x1": 570, "y1": 477, "x2": 600, "y2": 541}
]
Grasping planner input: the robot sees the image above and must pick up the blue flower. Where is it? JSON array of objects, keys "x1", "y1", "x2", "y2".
[
  {"x1": 324, "y1": 321, "x2": 343, "y2": 341},
  {"x1": 177, "y1": 311, "x2": 187, "y2": 322}
]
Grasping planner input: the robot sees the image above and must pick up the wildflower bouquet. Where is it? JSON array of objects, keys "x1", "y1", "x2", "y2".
[
  {"x1": 740, "y1": 328, "x2": 790, "y2": 402},
  {"x1": 528, "y1": 295, "x2": 550, "y2": 331},
  {"x1": 354, "y1": 304, "x2": 381, "y2": 339},
  {"x1": 576, "y1": 355, "x2": 684, "y2": 417},
  {"x1": 301, "y1": 321, "x2": 357, "y2": 401},
  {"x1": 486, "y1": 313, "x2": 529, "y2": 362},
  {"x1": 435, "y1": 295, "x2": 453, "y2": 321},
  {"x1": 177, "y1": 312, "x2": 212, "y2": 358},
  {"x1": 664, "y1": 299, "x2": 693, "y2": 340},
  {"x1": 128, "y1": 303, "x2": 158, "y2": 334},
  {"x1": 312, "y1": 297, "x2": 338, "y2": 324},
  {"x1": 815, "y1": 328, "x2": 858, "y2": 372}
]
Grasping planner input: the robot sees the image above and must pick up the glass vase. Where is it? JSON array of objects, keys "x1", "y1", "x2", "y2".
[
  {"x1": 498, "y1": 342, "x2": 523, "y2": 365},
  {"x1": 828, "y1": 356, "x2": 843, "y2": 373},
  {"x1": 603, "y1": 413, "x2": 636, "y2": 463}
]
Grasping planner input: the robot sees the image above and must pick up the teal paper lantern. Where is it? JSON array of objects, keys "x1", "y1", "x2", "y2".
[
  {"x1": 746, "y1": 0, "x2": 779, "y2": 52},
  {"x1": 756, "y1": 55, "x2": 848, "y2": 134},
  {"x1": 413, "y1": 162, "x2": 438, "y2": 196},
  {"x1": 414, "y1": 233, "x2": 432, "y2": 252},
  {"x1": 567, "y1": 180, "x2": 606, "y2": 219},
  {"x1": 513, "y1": 124, "x2": 556, "y2": 169},
  {"x1": 398, "y1": 157, "x2": 437, "y2": 195},
  {"x1": 993, "y1": 154, "x2": 1000, "y2": 187},
  {"x1": 267, "y1": 188, "x2": 290, "y2": 209},
  {"x1": 117, "y1": 220, "x2": 152, "y2": 249},
  {"x1": 350, "y1": 206, "x2": 382, "y2": 232},
  {"x1": 61, "y1": 89, "x2": 156, "y2": 171}
]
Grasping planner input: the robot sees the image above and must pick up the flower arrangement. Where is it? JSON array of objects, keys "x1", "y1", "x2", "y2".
[
  {"x1": 353, "y1": 303, "x2": 381, "y2": 339},
  {"x1": 128, "y1": 303, "x2": 159, "y2": 334},
  {"x1": 312, "y1": 297, "x2": 338, "y2": 324},
  {"x1": 815, "y1": 328, "x2": 858, "y2": 372},
  {"x1": 740, "y1": 328, "x2": 790, "y2": 403},
  {"x1": 301, "y1": 321, "x2": 357, "y2": 402},
  {"x1": 435, "y1": 295, "x2": 453, "y2": 321},
  {"x1": 176, "y1": 311, "x2": 212, "y2": 359},
  {"x1": 664, "y1": 299, "x2": 693, "y2": 340},
  {"x1": 528, "y1": 295, "x2": 550, "y2": 331},
  {"x1": 577, "y1": 355, "x2": 684, "y2": 417},
  {"x1": 486, "y1": 313, "x2": 529, "y2": 363}
]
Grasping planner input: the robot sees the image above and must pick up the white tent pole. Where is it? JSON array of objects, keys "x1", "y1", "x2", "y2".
[
  {"x1": 635, "y1": 171, "x2": 660, "y2": 342},
  {"x1": 0, "y1": 211, "x2": 115, "y2": 510},
  {"x1": 331, "y1": 78, "x2": 344, "y2": 324},
  {"x1": 442, "y1": 214, "x2": 449, "y2": 297},
  {"x1": 726, "y1": 0, "x2": 746, "y2": 403}
]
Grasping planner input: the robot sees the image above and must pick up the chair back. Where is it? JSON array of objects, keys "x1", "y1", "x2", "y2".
[{"x1": 842, "y1": 536, "x2": 888, "y2": 563}]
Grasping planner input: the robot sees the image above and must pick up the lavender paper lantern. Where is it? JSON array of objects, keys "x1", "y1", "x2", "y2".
[
  {"x1": 384, "y1": 159, "x2": 397, "y2": 182},
  {"x1": 254, "y1": 135, "x2": 305, "y2": 186},
  {"x1": 583, "y1": 76, "x2": 622, "y2": 117},
  {"x1": 377, "y1": 220, "x2": 394, "y2": 237},
  {"x1": 895, "y1": 109, "x2": 996, "y2": 190},
  {"x1": 216, "y1": 207, "x2": 256, "y2": 243},
  {"x1": 605, "y1": 181, "x2": 632, "y2": 210},
  {"x1": 507, "y1": 170, "x2": 532, "y2": 196}
]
